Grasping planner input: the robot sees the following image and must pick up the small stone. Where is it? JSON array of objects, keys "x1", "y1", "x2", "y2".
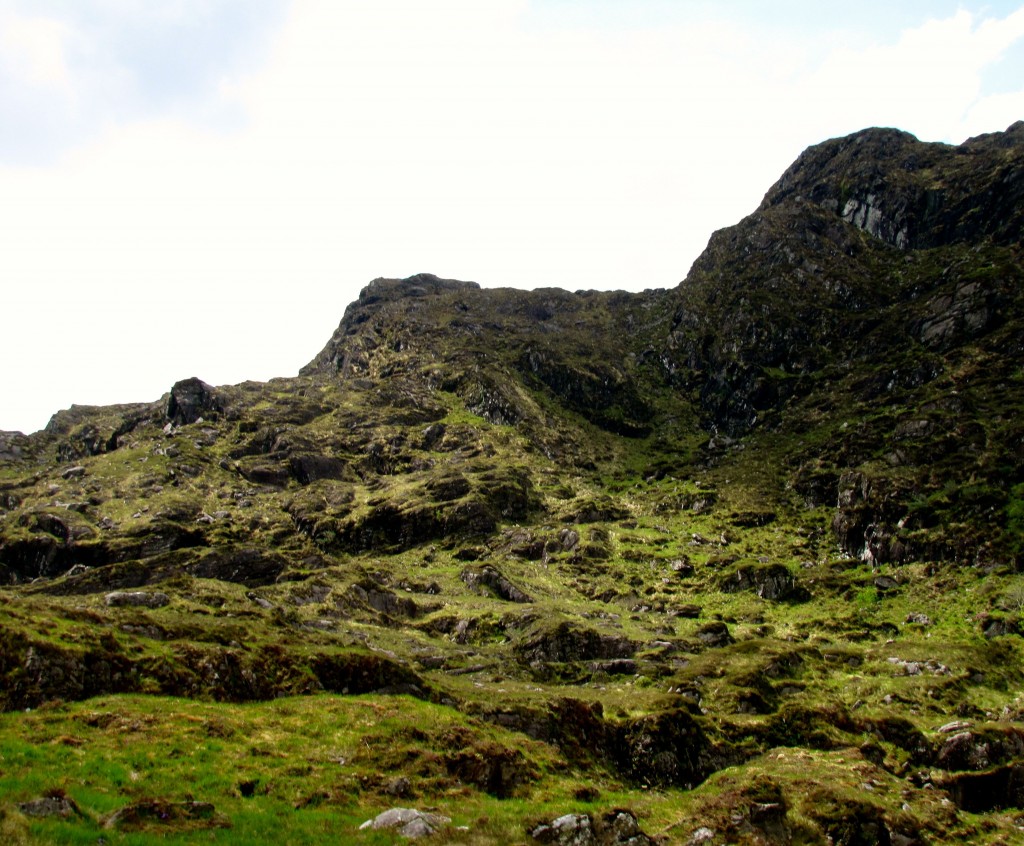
[
  {"x1": 385, "y1": 776, "x2": 412, "y2": 797},
  {"x1": 688, "y1": 827, "x2": 716, "y2": 845}
]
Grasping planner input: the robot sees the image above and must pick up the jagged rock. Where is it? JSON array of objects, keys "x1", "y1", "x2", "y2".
[
  {"x1": 461, "y1": 565, "x2": 533, "y2": 602},
  {"x1": 590, "y1": 659, "x2": 637, "y2": 675},
  {"x1": 516, "y1": 622, "x2": 636, "y2": 666},
  {"x1": 530, "y1": 813, "x2": 594, "y2": 845},
  {"x1": 719, "y1": 564, "x2": 808, "y2": 601},
  {"x1": 347, "y1": 580, "x2": 422, "y2": 618},
  {"x1": 166, "y1": 378, "x2": 221, "y2": 426},
  {"x1": 934, "y1": 727, "x2": 1024, "y2": 772},
  {"x1": 614, "y1": 708, "x2": 711, "y2": 788},
  {"x1": 597, "y1": 810, "x2": 655, "y2": 846},
  {"x1": 187, "y1": 548, "x2": 286, "y2": 587},
  {"x1": 359, "y1": 807, "x2": 451, "y2": 838},
  {"x1": 420, "y1": 422, "x2": 446, "y2": 449}
]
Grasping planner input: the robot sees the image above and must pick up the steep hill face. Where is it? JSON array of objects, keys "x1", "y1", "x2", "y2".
[{"x1": 1, "y1": 124, "x2": 1023, "y2": 844}]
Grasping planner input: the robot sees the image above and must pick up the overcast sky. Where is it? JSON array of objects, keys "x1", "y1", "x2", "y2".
[{"x1": 2, "y1": 0, "x2": 1023, "y2": 434}]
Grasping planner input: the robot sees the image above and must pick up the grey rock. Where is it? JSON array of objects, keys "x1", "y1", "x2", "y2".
[
  {"x1": 873, "y1": 575, "x2": 899, "y2": 592},
  {"x1": 384, "y1": 776, "x2": 412, "y2": 797},
  {"x1": 461, "y1": 565, "x2": 533, "y2": 603},
  {"x1": 359, "y1": 807, "x2": 450, "y2": 838},
  {"x1": 695, "y1": 621, "x2": 733, "y2": 648},
  {"x1": 599, "y1": 809, "x2": 655, "y2": 845},
  {"x1": 937, "y1": 720, "x2": 973, "y2": 734},
  {"x1": 104, "y1": 591, "x2": 170, "y2": 609},
  {"x1": 531, "y1": 813, "x2": 594, "y2": 845},
  {"x1": 18, "y1": 795, "x2": 79, "y2": 818},
  {"x1": 687, "y1": 828, "x2": 716, "y2": 845}
]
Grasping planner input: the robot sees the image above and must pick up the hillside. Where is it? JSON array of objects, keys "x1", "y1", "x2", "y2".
[{"x1": 1, "y1": 123, "x2": 1023, "y2": 844}]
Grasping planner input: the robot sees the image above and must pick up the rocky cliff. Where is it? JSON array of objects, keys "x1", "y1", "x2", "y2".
[{"x1": 1, "y1": 123, "x2": 1023, "y2": 844}]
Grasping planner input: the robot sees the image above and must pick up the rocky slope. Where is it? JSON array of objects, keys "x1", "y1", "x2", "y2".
[{"x1": 1, "y1": 123, "x2": 1023, "y2": 844}]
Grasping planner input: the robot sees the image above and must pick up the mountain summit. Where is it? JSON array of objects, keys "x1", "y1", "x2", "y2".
[{"x1": 1, "y1": 124, "x2": 1023, "y2": 843}]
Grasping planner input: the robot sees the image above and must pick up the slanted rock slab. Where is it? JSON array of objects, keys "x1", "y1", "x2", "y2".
[{"x1": 104, "y1": 591, "x2": 171, "y2": 608}]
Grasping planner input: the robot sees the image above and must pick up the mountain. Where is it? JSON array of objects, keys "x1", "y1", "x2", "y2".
[{"x1": 1, "y1": 123, "x2": 1023, "y2": 844}]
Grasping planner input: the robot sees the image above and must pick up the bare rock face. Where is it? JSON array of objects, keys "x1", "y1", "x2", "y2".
[
  {"x1": 761, "y1": 122, "x2": 1024, "y2": 250},
  {"x1": 613, "y1": 708, "x2": 711, "y2": 789}
]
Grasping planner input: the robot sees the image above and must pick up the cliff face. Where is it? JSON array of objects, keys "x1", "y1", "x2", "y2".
[{"x1": 1, "y1": 123, "x2": 1023, "y2": 844}]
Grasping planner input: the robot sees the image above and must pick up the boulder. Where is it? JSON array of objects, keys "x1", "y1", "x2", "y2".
[
  {"x1": 695, "y1": 621, "x2": 733, "y2": 648},
  {"x1": 359, "y1": 807, "x2": 451, "y2": 839},
  {"x1": 166, "y1": 378, "x2": 221, "y2": 426}
]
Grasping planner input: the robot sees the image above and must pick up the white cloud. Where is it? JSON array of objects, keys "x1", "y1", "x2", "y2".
[
  {"x1": 1, "y1": 1, "x2": 1023, "y2": 433},
  {"x1": 0, "y1": 13, "x2": 72, "y2": 89}
]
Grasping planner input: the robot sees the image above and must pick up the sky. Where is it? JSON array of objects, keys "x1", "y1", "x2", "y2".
[{"x1": 1, "y1": 1, "x2": 1023, "y2": 434}]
